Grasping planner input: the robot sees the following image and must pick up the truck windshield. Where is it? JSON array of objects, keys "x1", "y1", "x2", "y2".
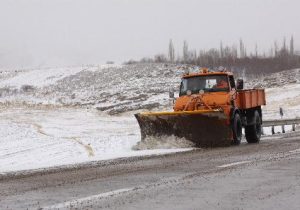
[{"x1": 179, "y1": 75, "x2": 229, "y2": 96}]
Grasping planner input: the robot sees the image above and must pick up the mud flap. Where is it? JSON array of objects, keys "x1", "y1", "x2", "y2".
[{"x1": 135, "y1": 111, "x2": 232, "y2": 148}]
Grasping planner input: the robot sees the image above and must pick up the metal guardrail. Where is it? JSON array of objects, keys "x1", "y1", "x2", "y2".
[
  {"x1": 262, "y1": 118, "x2": 300, "y2": 127},
  {"x1": 262, "y1": 118, "x2": 300, "y2": 134}
]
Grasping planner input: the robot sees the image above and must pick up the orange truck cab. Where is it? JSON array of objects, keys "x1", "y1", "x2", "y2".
[{"x1": 173, "y1": 68, "x2": 266, "y2": 144}]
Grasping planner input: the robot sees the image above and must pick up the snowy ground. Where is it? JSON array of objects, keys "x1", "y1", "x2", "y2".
[
  {"x1": 0, "y1": 107, "x2": 191, "y2": 173},
  {"x1": 259, "y1": 82, "x2": 300, "y2": 135},
  {"x1": 0, "y1": 65, "x2": 299, "y2": 173}
]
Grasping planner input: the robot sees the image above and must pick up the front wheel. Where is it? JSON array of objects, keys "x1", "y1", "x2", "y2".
[
  {"x1": 245, "y1": 110, "x2": 261, "y2": 143},
  {"x1": 232, "y1": 113, "x2": 242, "y2": 145}
]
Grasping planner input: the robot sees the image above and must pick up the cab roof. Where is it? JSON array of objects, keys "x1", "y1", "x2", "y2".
[{"x1": 182, "y1": 69, "x2": 233, "y2": 79}]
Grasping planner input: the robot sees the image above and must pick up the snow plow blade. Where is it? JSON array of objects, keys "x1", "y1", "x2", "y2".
[{"x1": 135, "y1": 110, "x2": 232, "y2": 147}]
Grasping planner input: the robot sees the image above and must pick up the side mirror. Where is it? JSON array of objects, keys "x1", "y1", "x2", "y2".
[
  {"x1": 236, "y1": 79, "x2": 244, "y2": 90},
  {"x1": 169, "y1": 90, "x2": 175, "y2": 99}
]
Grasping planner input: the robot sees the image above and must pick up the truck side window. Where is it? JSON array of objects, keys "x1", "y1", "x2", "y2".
[{"x1": 229, "y1": 76, "x2": 235, "y2": 89}]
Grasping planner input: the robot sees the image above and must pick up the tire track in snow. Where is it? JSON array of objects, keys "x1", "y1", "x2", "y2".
[
  {"x1": 30, "y1": 123, "x2": 95, "y2": 157},
  {"x1": 64, "y1": 137, "x2": 95, "y2": 157}
]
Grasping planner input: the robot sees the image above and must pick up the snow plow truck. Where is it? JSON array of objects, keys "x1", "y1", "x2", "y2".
[{"x1": 135, "y1": 68, "x2": 266, "y2": 147}]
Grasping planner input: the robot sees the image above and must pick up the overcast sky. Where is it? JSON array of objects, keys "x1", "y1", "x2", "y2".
[{"x1": 0, "y1": 0, "x2": 299, "y2": 68}]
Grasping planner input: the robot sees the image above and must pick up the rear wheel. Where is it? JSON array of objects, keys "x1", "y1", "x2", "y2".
[
  {"x1": 232, "y1": 113, "x2": 242, "y2": 145},
  {"x1": 245, "y1": 110, "x2": 261, "y2": 143}
]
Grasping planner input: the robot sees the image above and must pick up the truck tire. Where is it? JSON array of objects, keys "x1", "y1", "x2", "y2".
[
  {"x1": 232, "y1": 113, "x2": 242, "y2": 145},
  {"x1": 245, "y1": 110, "x2": 261, "y2": 143}
]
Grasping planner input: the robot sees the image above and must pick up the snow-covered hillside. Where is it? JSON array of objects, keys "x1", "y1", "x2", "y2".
[
  {"x1": 0, "y1": 64, "x2": 183, "y2": 115},
  {"x1": 246, "y1": 68, "x2": 300, "y2": 88}
]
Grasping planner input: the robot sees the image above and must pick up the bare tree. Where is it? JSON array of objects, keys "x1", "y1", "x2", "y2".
[
  {"x1": 274, "y1": 41, "x2": 278, "y2": 57},
  {"x1": 283, "y1": 37, "x2": 287, "y2": 51},
  {"x1": 168, "y1": 39, "x2": 175, "y2": 63},
  {"x1": 255, "y1": 43, "x2": 258, "y2": 58},
  {"x1": 220, "y1": 41, "x2": 224, "y2": 59},
  {"x1": 183, "y1": 40, "x2": 189, "y2": 63},
  {"x1": 239, "y1": 39, "x2": 245, "y2": 58},
  {"x1": 290, "y1": 36, "x2": 294, "y2": 56},
  {"x1": 154, "y1": 54, "x2": 167, "y2": 63}
]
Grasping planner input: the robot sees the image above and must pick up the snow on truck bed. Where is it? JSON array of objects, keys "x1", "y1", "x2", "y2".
[{"x1": 0, "y1": 65, "x2": 299, "y2": 173}]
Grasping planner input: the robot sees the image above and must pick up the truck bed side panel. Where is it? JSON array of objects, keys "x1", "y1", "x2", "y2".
[{"x1": 237, "y1": 89, "x2": 266, "y2": 109}]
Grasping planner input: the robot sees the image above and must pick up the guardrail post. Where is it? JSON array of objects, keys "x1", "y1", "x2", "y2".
[
  {"x1": 271, "y1": 126, "x2": 275, "y2": 135},
  {"x1": 281, "y1": 125, "x2": 285, "y2": 133},
  {"x1": 261, "y1": 127, "x2": 264, "y2": 135},
  {"x1": 292, "y1": 124, "x2": 296, "y2": 132}
]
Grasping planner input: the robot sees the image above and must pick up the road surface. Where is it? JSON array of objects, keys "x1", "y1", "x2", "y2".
[{"x1": 0, "y1": 133, "x2": 299, "y2": 210}]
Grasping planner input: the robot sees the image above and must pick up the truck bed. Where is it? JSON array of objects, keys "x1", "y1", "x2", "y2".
[{"x1": 237, "y1": 89, "x2": 266, "y2": 110}]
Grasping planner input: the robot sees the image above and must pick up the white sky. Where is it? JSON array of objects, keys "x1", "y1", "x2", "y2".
[{"x1": 0, "y1": 0, "x2": 299, "y2": 68}]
